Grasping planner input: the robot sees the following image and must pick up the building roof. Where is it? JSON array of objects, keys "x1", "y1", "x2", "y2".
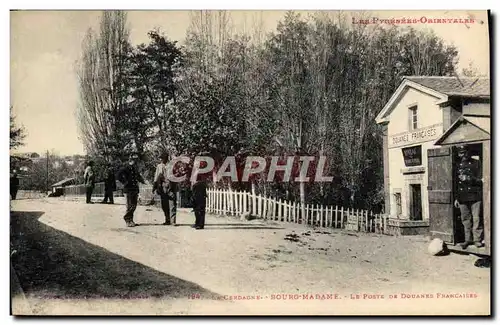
[
  {"x1": 465, "y1": 116, "x2": 490, "y2": 134},
  {"x1": 435, "y1": 115, "x2": 490, "y2": 146},
  {"x1": 51, "y1": 177, "x2": 76, "y2": 187},
  {"x1": 403, "y1": 76, "x2": 490, "y2": 97},
  {"x1": 375, "y1": 76, "x2": 491, "y2": 124}
]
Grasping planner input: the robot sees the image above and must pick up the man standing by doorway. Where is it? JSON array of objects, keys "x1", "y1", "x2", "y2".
[
  {"x1": 454, "y1": 145, "x2": 483, "y2": 249},
  {"x1": 118, "y1": 153, "x2": 146, "y2": 227},
  {"x1": 153, "y1": 152, "x2": 178, "y2": 226},
  {"x1": 84, "y1": 161, "x2": 95, "y2": 204}
]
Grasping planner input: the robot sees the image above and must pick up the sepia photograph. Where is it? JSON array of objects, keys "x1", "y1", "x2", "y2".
[{"x1": 9, "y1": 8, "x2": 491, "y2": 316}]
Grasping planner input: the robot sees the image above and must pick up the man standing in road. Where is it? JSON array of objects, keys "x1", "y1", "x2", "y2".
[
  {"x1": 84, "y1": 161, "x2": 95, "y2": 204},
  {"x1": 118, "y1": 153, "x2": 146, "y2": 227},
  {"x1": 153, "y1": 152, "x2": 178, "y2": 226},
  {"x1": 191, "y1": 170, "x2": 207, "y2": 230},
  {"x1": 10, "y1": 170, "x2": 19, "y2": 200},
  {"x1": 101, "y1": 162, "x2": 116, "y2": 204},
  {"x1": 454, "y1": 145, "x2": 483, "y2": 249}
]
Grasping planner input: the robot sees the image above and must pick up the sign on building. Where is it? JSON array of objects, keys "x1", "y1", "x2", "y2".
[
  {"x1": 402, "y1": 145, "x2": 422, "y2": 167},
  {"x1": 389, "y1": 123, "x2": 443, "y2": 149}
]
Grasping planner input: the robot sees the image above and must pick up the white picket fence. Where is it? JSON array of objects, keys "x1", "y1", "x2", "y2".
[
  {"x1": 63, "y1": 182, "x2": 108, "y2": 197},
  {"x1": 207, "y1": 188, "x2": 389, "y2": 234}
]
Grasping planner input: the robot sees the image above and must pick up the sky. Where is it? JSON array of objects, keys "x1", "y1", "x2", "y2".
[{"x1": 10, "y1": 10, "x2": 490, "y2": 156}]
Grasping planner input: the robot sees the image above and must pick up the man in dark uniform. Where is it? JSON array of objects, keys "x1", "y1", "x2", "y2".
[
  {"x1": 10, "y1": 170, "x2": 19, "y2": 200},
  {"x1": 190, "y1": 168, "x2": 207, "y2": 230},
  {"x1": 153, "y1": 152, "x2": 178, "y2": 225},
  {"x1": 454, "y1": 145, "x2": 483, "y2": 249},
  {"x1": 101, "y1": 162, "x2": 116, "y2": 204},
  {"x1": 84, "y1": 161, "x2": 96, "y2": 204},
  {"x1": 117, "y1": 154, "x2": 146, "y2": 227}
]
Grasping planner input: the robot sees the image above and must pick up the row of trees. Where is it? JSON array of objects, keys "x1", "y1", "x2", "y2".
[{"x1": 77, "y1": 11, "x2": 459, "y2": 211}]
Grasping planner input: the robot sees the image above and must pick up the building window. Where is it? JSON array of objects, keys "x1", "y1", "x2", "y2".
[
  {"x1": 394, "y1": 192, "x2": 402, "y2": 217},
  {"x1": 409, "y1": 105, "x2": 418, "y2": 130}
]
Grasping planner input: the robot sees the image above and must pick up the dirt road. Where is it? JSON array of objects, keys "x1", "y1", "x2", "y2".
[{"x1": 10, "y1": 198, "x2": 490, "y2": 315}]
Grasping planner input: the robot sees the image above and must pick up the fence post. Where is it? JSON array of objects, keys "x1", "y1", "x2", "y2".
[
  {"x1": 288, "y1": 200, "x2": 292, "y2": 222},
  {"x1": 232, "y1": 190, "x2": 236, "y2": 216},
  {"x1": 330, "y1": 206, "x2": 334, "y2": 228},
  {"x1": 306, "y1": 204, "x2": 314, "y2": 225},
  {"x1": 235, "y1": 190, "x2": 238, "y2": 216},
  {"x1": 221, "y1": 189, "x2": 224, "y2": 215},
  {"x1": 238, "y1": 190, "x2": 242, "y2": 215},
  {"x1": 369, "y1": 211, "x2": 373, "y2": 232},
  {"x1": 212, "y1": 189, "x2": 215, "y2": 212},
  {"x1": 252, "y1": 188, "x2": 257, "y2": 216},
  {"x1": 222, "y1": 189, "x2": 226, "y2": 215},
  {"x1": 214, "y1": 190, "x2": 218, "y2": 214},
  {"x1": 313, "y1": 204, "x2": 321, "y2": 227},
  {"x1": 261, "y1": 196, "x2": 266, "y2": 219},
  {"x1": 217, "y1": 189, "x2": 221, "y2": 214},
  {"x1": 207, "y1": 189, "x2": 211, "y2": 212},
  {"x1": 240, "y1": 191, "x2": 246, "y2": 214},
  {"x1": 243, "y1": 192, "x2": 247, "y2": 214},
  {"x1": 326, "y1": 206, "x2": 330, "y2": 228},
  {"x1": 221, "y1": 189, "x2": 225, "y2": 215},
  {"x1": 275, "y1": 199, "x2": 280, "y2": 221},
  {"x1": 213, "y1": 190, "x2": 216, "y2": 213},
  {"x1": 334, "y1": 206, "x2": 338, "y2": 228}
]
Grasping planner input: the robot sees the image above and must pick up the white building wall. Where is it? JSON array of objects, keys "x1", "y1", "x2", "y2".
[{"x1": 387, "y1": 88, "x2": 444, "y2": 220}]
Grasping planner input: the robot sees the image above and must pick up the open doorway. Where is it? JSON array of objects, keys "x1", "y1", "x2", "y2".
[{"x1": 409, "y1": 184, "x2": 423, "y2": 220}]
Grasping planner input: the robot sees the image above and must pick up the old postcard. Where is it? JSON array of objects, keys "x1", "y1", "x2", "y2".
[{"x1": 9, "y1": 9, "x2": 491, "y2": 316}]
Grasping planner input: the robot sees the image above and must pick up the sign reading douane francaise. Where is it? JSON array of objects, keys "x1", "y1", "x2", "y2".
[
  {"x1": 402, "y1": 145, "x2": 422, "y2": 167},
  {"x1": 389, "y1": 123, "x2": 443, "y2": 148}
]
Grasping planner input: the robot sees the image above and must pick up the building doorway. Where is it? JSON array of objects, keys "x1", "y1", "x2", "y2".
[{"x1": 409, "y1": 184, "x2": 423, "y2": 220}]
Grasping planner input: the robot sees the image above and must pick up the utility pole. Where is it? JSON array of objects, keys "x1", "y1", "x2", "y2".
[{"x1": 46, "y1": 150, "x2": 49, "y2": 193}]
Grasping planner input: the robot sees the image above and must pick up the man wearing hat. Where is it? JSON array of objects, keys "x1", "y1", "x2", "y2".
[
  {"x1": 117, "y1": 153, "x2": 146, "y2": 227},
  {"x1": 153, "y1": 152, "x2": 178, "y2": 226},
  {"x1": 84, "y1": 161, "x2": 96, "y2": 204},
  {"x1": 10, "y1": 170, "x2": 19, "y2": 200},
  {"x1": 101, "y1": 162, "x2": 116, "y2": 204},
  {"x1": 454, "y1": 145, "x2": 483, "y2": 249},
  {"x1": 190, "y1": 166, "x2": 208, "y2": 229}
]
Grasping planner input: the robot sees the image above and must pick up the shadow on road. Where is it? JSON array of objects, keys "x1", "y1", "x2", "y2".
[
  {"x1": 448, "y1": 248, "x2": 490, "y2": 259},
  {"x1": 10, "y1": 210, "x2": 222, "y2": 300}
]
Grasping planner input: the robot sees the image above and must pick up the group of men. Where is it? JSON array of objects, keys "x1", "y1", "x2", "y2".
[{"x1": 82, "y1": 152, "x2": 207, "y2": 229}]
